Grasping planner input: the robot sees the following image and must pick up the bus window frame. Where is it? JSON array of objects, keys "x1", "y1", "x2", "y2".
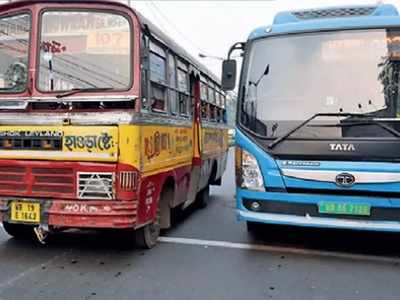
[
  {"x1": 167, "y1": 52, "x2": 178, "y2": 115},
  {"x1": 140, "y1": 33, "x2": 193, "y2": 121},
  {"x1": 200, "y1": 76, "x2": 209, "y2": 121},
  {"x1": 140, "y1": 31, "x2": 150, "y2": 112},
  {"x1": 0, "y1": 10, "x2": 32, "y2": 97},
  {"x1": 36, "y1": 7, "x2": 134, "y2": 95},
  {"x1": 177, "y1": 59, "x2": 190, "y2": 117},
  {"x1": 208, "y1": 81, "x2": 215, "y2": 105},
  {"x1": 149, "y1": 39, "x2": 168, "y2": 113}
]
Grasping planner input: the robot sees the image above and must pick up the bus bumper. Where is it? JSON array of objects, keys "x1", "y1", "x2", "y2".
[
  {"x1": 0, "y1": 199, "x2": 138, "y2": 229},
  {"x1": 238, "y1": 210, "x2": 400, "y2": 232},
  {"x1": 237, "y1": 189, "x2": 400, "y2": 232}
]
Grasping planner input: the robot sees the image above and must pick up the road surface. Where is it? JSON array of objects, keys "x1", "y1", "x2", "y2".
[{"x1": 1, "y1": 149, "x2": 400, "y2": 300}]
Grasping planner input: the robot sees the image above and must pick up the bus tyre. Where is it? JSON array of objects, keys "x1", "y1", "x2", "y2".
[
  {"x1": 2, "y1": 222, "x2": 35, "y2": 240},
  {"x1": 196, "y1": 185, "x2": 210, "y2": 209},
  {"x1": 212, "y1": 177, "x2": 222, "y2": 186},
  {"x1": 134, "y1": 204, "x2": 161, "y2": 249}
]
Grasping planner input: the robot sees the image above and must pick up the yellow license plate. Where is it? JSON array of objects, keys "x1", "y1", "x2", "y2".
[{"x1": 11, "y1": 202, "x2": 40, "y2": 223}]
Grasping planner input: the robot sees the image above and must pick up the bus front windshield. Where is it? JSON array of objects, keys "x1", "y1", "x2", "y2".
[
  {"x1": 241, "y1": 29, "x2": 400, "y2": 139},
  {"x1": 0, "y1": 14, "x2": 30, "y2": 93},
  {"x1": 38, "y1": 11, "x2": 131, "y2": 93}
]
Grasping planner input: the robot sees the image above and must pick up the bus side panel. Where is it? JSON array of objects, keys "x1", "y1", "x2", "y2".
[
  {"x1": 200, "y1": 125, "x2": 229, "y2": 188},
  {"x1": 135, "y1": 124, "x2": 194, "y2": 225},
  {"x1": 136, "y1": 164, "x2": 192, "y2": 226},
  {"x1": 140, "y1": 124, "x2": 193, "y2": 175}
]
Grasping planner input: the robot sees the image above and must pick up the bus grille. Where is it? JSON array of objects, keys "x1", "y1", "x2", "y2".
[
  {"x1": 293, "y1": 7, "x2": 376, "y2": 20},
  {"x1": 0, "y1": 166, "x2": 74, "y2": 196},
  {"x1": 78, "y1": 172, "x2": 115, "y2": 200},
  {"x1": 32, "y1": 167, "x2": 74, "y2": 194}
]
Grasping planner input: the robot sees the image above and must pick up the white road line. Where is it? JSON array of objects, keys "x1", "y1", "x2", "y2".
[
  {"x1": 158, "y1": 236, "x2": 400, "y2": 264},
  {"x1": 1, "y1": 223, "x2": 399, "y2": 265}
]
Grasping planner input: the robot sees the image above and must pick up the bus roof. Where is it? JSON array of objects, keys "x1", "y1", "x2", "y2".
[
  {"x1": 0, "y1": 0, "x2": 221, "y2": 86},
  {"x1": 248, "y1": 4, "x2": 400, "y2": 40}
]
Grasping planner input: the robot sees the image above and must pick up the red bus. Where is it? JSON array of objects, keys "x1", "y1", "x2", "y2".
[{"x1": 0, "y1": 0, "x2": 229, "y2": 248}]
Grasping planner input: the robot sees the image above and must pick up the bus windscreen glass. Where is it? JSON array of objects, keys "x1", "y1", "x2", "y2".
[
  {"x1": 242, "y1": 29, "x2": 400, "y2": 139},
  {"x1": 0, "y1": 14, "x2": 30, "y2": 93},
  {"x1": 38, "y1": 11, "x2": 131, "y2": 92}
]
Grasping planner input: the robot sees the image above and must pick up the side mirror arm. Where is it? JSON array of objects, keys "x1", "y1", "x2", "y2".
[{"x1": 227, "y1": 42, "x2": 245, "y2": 60}]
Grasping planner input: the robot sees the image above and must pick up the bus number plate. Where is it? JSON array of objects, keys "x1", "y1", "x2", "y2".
[
  {"x1": 318, "y1": 202, "x2": 371, "y2": 216},
  {"x1": 10, "y1": 202, "x2": 40, "y2": 223}
]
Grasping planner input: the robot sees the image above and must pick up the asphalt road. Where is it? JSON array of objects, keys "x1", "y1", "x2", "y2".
[{"x1": 1, "y1": 149, "x2": 400, "y2": 300}]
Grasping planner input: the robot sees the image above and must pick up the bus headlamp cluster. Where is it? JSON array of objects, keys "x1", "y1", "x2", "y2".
[{"x1": 236, "y1": 147, "x2": 265, "y2": 191}]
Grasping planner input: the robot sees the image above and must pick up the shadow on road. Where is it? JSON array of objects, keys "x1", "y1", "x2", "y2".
[
  {"x1": 247, "y1": 223, "x2": 400, "y2": 257},
  {"x1": 1, "y1": 229, "x2": 148, "y2": 255}
]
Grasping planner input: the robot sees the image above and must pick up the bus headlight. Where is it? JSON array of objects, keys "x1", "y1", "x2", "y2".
[{"x1": 235, "y1": 147, "x2": 265, "y2": 191}]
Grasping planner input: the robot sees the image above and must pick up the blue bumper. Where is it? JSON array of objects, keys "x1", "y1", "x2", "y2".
[{"x1": 237, "y1": 189, "x2": 400, "y2": 232}]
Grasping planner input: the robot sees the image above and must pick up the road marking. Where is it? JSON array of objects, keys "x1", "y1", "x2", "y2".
[
  {"x1": 158, "y1": 236, "x2": 400, "y2": 264},
  {"x1": 1, "y1": 223, "x2": 399, "y2": 265}
]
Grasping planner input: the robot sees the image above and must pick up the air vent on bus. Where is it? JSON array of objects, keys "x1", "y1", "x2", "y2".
[
  {"x1": 293, "y1": 6, "x2": 376, "y2": 20},
  {"x1": 77, "y1": 172, "x2": 115, "y2": 200},
  {"x1": 119, "y1": 171, "x2": 137, "y2": 191}
]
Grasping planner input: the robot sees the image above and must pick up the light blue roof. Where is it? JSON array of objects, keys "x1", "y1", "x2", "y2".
[{"x1": 248, "y1": 4, "x2": 400, "y2": 40}]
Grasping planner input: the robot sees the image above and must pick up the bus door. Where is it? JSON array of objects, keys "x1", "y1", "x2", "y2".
[{"x1": 183, "y1": 74, "x2": 202, "y2": 208}]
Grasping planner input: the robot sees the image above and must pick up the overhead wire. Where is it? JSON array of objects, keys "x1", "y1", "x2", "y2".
[{"x1": 146, "y1": 0, "x2": 212, "y2": 56}]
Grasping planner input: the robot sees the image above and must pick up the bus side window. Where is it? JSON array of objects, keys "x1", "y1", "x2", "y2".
[
  {"x1": 201, "y1": 101, "x2": 208, "y2": 120},
  {"x1": 208, "y1": 84, "x2": 215, "y2": 105},
  {"x1": 216, "y1": 92, "x2": 223, "y2": 123},
  {"x1": 223, "y1": 109, "x2": 227, "y2": 124},
  {"x1": 140, "y1": 33, "x2": 150, "y2": 112},
  {"x1": 177, "y1": 60, "x2": 189, "y2": 117},
  {"x1": 168, "y1": 54, "x2": 177, "y2": 115},
  {"x1": 222, "y1": 95, "x2": 227, "y2": 123},
  {"x1": 200, "y1": 79, "x2": 208, "y2": 120},
  {"x1": 149, "y1": 41, "x2": 167, "y2": 113},
  {"x1": 211, "y1": 104, "x2": 217, "y2": 122},
  {"x1": 208, "y1": 83, "x2": 216, "y2": 122}
]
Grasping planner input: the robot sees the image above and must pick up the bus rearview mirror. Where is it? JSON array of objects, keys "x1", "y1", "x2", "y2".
[{"x1": 221, "y1": 59, "x2": 237, "y2": 91}]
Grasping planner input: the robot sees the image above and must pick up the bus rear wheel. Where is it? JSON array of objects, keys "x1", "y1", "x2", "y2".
[
  {"x1": 2, "y1": 222, "x2": 35, "y2": 240},
  {"x1": 196, "y1": 185, "x2": 210, "y2": 209},
  {"x1": 134, "y1": 201, "x2": 161, "y2": 249}
]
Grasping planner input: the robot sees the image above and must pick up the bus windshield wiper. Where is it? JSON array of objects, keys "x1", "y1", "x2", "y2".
[
  {"x1": 267, "y1": 112, "x2": 380, "y2": 150},
  {"x1": 55, "y1": 87, "x2": 113, "y2": 99}
]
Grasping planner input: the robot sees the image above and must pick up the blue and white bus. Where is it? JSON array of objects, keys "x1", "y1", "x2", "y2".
[{"x1": 222, "y1": 4, "x2": 400, "y2": 232}]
